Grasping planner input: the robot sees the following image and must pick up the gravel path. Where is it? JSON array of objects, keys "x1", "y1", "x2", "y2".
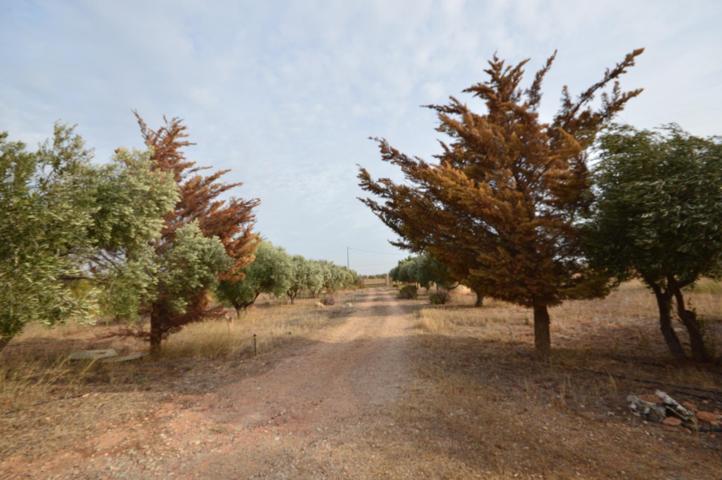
[{"x1": 39, "y1": 287, "x2": 416, "y2": 479}]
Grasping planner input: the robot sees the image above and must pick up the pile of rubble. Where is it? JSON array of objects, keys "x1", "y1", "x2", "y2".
[{"x1": 627, "y1": 390, "x2": 722, "y2": 431}]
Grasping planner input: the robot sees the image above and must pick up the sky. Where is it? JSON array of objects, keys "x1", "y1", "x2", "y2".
[{"x1": 2, "y1": 1, "x2": 721, "y2": 274}]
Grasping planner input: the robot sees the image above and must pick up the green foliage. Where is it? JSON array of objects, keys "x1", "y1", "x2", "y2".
[
  {"x1": 217, "y1": 241, "x2": 293, "y2": 311},
  {"x1": 0, "y1": 127, "x2": 91, "y2": 343},
  {"x1": 398, "y1": 284, "x2": 418, "y2": 299},
  {"x1": 217, "y1": 243, "x2": 358, "y2": 311},
  {"x1": 337, "y1": 266, "x2": 359, "y2": 289},
  {"x1": 287, "y1": 255, "x2": 325, "y2": 302},
  {"x1": 586, "y1": 124, "x2": 722, "y2": 361},
  {"x1": 416, "y1": 255, "x2": 452, "y2": 289},
  {"x1": 158, "y1": 222, "x2": 232, "y2": 314},
  {"x1": 92, "y1": 148, "x2": 177, "y2": 253},
  {"x1": 588, "y1": 124, "x2": 722, "y2": 284},
  {"x1": 389, "y1": 254, "x2": 453, "y2": 289},
  {"x1": 316, "y1": 260, "x2": 357, "y2": 293},
  {"x1": 305, "y1": 260, "x2": 326, "y2": 296},
  {"x1": 389, "y1": 258, "x2": 416, "y2": 284},
  {"x1": 92, "y1": 148, "x2": 179, "y2": 321},
  {"x1": 0, "y1": 125, "x2": 177, "y2": 346},
  {"x1": 318, "y1": 260, "x2": 340, "y2": 292}
]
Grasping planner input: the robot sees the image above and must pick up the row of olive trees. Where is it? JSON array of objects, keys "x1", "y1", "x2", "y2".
[
  {"x1": 389, "y1": 254, "x2": 491, "y2": 307},
  {"x1": 359, "y1": 49, "x2": 722, "y2": 362},
  {"x1": 390, "y1": 255, "x2": 450, "y2": 288},
  {"x1": 216, "y1": 241, "x2": 359, "y2": 317},
  {"x1": 1, "y1": 117, "x2": 259, "y2": 353}
]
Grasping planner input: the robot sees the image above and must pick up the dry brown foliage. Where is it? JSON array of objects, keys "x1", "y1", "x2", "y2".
[
  {"x1": 135, "y1": 114, "x2": 260, "y2": 349},
  {"x1": 359, "y1": 49, "x2": 644, "y2": 358}
]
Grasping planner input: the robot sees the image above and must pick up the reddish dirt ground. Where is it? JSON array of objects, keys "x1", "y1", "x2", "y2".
[{"x1": 2, "y1": 287, "x2": 721, "y2": 479}]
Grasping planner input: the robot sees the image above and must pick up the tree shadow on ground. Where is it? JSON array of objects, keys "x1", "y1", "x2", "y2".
[
  {"x1": 354, "y1": 332, "x2": 722, "y2": 479},
  {"x1": 4, "y1": 317, "x2": 722, "y2": 479}
]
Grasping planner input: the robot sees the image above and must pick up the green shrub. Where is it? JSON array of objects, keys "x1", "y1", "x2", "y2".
[
  {"x1": 429, "y1": 289, "x2": 450, "y2": 305},
  {"x1": 398, "y1": 285, "x2": 418, "y2": 299}
]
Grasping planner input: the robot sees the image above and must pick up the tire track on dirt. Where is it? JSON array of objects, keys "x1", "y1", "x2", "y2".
[{"x1": 62, "y1": 287, "x2": 415, "y2": 479}]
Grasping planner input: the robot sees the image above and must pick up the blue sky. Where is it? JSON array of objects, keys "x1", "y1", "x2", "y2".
[{"x1": 2, "y1": 1, "x2": 721, "y2": 274}]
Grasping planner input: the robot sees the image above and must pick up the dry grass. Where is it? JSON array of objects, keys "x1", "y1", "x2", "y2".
[
  {"x1": 416, "y1": 296, "x2": 528, "y2": 343},
  {"x1": 387, "y1": 339, "x2": 722, "y2": 479},
  {"x1": 0, "y1": 358, "x2": 72, "y2": 410},
  {"x1": 400, "y1": 281, "x2": 722, "y2": 478},
  {"x1": 161, "y1": 297, "x2": 353, "y2": 359},
  {"x1": 0, "y1": 293, "x2": 356, "y2": 412},
  {"x1": 417, "y1": 280, "x2": 722, "y2": 359},
  {"x1": 0, "y1": 322, "x2": 144, "y2": 411},
  {"x1": 413, "y1": 280, "x2": 722, "y2": 412}
]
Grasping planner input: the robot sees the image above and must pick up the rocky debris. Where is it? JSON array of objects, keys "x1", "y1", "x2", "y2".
[
  {"x1": 696, "y1": 411, "x2": 721, "y2": 425},
  {"x1": 628, "y1": 390, "x2": 722, "y2": 431},
  {"x1": 627, "y1": 394, "x2": 666, "y2": 423},
  {"x1": 68, "y1": 349, "x2": 118, "y2": 361},
  {"x1": 655, "y1": 390, "x2": 695, "y2": 424},
  {"x1": 662, "y1": 416, "x2": 682, "y2": 427}
]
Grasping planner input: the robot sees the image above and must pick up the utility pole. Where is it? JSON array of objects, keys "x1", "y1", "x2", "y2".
[{"x1": 346, "y1": 246, "x2": 350, "y2": 269}]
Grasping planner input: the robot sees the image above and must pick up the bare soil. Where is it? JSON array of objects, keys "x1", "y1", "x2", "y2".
[{"x1": 2, "y1": 287, "x2": 722, "y2": 479}]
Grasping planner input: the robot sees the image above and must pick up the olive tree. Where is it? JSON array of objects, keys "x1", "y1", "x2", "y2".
[
  {"x1": 0, "y1": 125, "x2": 178, "y2": 350},
  {"x1": 586, "y1": 125, "x2": 722, "y2": 362},
  {"x1": 389, "y1": 258, "x2": 418, "y2": 284},
  {"x1": 217, "y1": 241, "x2": 292, "y2": 316},
  {"x1": 390, "y1": 255, "x2": 453, "y2": 289},
  {"x1": 287, "y1": 256, "x2": 324, "y2": 303},
  {"x1": 306, "y1": 260, "x2": 326, "y2": 297}
]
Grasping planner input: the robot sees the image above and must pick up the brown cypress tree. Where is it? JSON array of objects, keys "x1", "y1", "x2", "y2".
[
  {"x1": 136, "y1": 114, "x2": 259, "y2": 351},
  {"x1": 359, "y1": 50, "x2": 643, "y2": 358}
]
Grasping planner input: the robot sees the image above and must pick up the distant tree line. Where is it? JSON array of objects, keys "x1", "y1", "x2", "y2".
[
  {"x1": 389, "y1": 254, "x2": 491, "y2": 306},
  {"x1": 216, "y1": 242, "x2": 359, "y2": 318},
  {"x1": 360, "y1": 49, "x2": 722, "y2": 362}
]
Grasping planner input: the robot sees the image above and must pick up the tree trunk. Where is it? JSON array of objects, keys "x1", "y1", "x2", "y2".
[
  {"x1": 650, "y1": 285, "x2": 686, "y2": 360},
  {"x1": 149, "y1": 308, "x2": 163, "y2": 355},
  {"x1": 0, "y1": 336, "x2": 10, "y2": 354},
  {"x1": 473, "y1": 289, "x2": 484, "y2": 307},
  {"x1": 670, "y1": 282, "x2": 711, "y2": 362},
  {"x1": 532, "y1": 302, "x2": 551, "y2": 360},
  {"x1": 235, "y1": 307, "x2": 242, "y2": 320}
]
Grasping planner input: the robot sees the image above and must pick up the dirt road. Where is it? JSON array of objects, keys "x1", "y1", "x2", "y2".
[
  {"x1": 9, "y1": 287, "x2": 722, "y2": 479},
  {"x1": 51, "y1": 287, "x2": 419, "y2": 479},
  {"x1": 171, "y1": 287, "x2": 415, "y2": 478}
]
